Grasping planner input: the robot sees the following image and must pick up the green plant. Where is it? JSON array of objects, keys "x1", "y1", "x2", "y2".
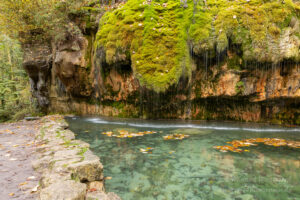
[
  {"x1": 0, "y1": 0, "x2": 100, "y2": 43},
  {"x1": 0, "y1": 35, "x2": 40, "y2": 122}
]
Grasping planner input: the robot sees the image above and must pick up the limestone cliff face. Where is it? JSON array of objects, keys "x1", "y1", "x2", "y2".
[{"x1": 23, "y1": 0, "x2": 300, "y2": 125}]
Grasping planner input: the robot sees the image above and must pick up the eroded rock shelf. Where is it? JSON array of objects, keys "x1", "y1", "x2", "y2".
[{"x1": 33, "y1": 115, "x2": 120, "y2": 200}]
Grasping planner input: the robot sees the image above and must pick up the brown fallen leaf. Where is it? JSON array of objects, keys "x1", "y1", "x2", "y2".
[
  {"x1": 19, "y1": 182, "x2": 28, "y2": 186},
  {"x1": 89, "y1": 188, "x2": 97, "y2": 192}
]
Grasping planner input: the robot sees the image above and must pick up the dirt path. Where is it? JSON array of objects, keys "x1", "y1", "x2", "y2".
[{"x1": 0, "y1": 120, "x2": 41, "y2": 200}]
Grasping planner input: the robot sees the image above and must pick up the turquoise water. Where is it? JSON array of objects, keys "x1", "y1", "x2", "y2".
[{"x1": 66, "y1": 117, "x2": 300, "y2": 200}]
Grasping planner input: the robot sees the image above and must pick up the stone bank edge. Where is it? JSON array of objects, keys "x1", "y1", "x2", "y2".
[{"x1": 32, "y1": 115, "x2": 120, "y2": 200}]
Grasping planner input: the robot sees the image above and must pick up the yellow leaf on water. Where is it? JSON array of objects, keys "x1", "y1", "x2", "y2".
[
  {"x1": 9, "y1": 193, "x2": 14, "y2": 196},
  {"x1": 215, "y1": 138, "x2": 300, "y2": 153},
  {"x1": 105, "y1": 177, "x2": 112, "y2": 180}
]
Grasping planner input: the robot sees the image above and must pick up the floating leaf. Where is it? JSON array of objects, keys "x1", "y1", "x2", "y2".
[
  {"x1": 214, "y1": 138, "x2": 300, "y2": 153},
  {"x1": 102, "y1": 130, "x2": 157, "y2": 138},
  {"x1": 163, "y1": 134, "x2": 189, "y2": 140}
]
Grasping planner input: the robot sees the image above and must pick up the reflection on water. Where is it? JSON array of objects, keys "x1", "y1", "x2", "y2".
[{"x1": 66, "y1": 116, "x2": 300, "y2": 200}]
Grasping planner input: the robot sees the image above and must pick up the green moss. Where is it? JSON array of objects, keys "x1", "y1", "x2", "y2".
[
  {"x1": 227, "y1": 55, "x2": 242, "y2": 70},
  {"x1": 235, "y1": 81, "x2": 245, "y2": 95},
  {"x1": 95, "y1": 0, "x2": 299, "y2": 92},
  {"x1": 56, "y1": 130, "x2": 62, "y2": 138},
  {"x1": 63, "y1": 140, "x2": 80, "y2": 147},
  {"x1": 95, "y1": 0, "x2": 193, "y2": 92},
  {"x1": 190, "y1": 0, "x2": 299, "y2": 62},
  {"x1": 76, "y1": 147, "x2": 88, "y2": 162},
  {"x1": 112, "y1": 101, "x2": 125, "y2": 110},
  {"x1": 84, "y1": 36, "x2": 93, "y2": 71}
]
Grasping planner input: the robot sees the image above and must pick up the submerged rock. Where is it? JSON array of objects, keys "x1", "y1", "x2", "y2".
[{"x1": 171, "y1": 129, "x2": 212, "y2": 135}]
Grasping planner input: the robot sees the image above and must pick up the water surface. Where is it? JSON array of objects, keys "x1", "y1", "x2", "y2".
[{"x1": 66, "y1": 117, "x2": 300, "y2": 200}]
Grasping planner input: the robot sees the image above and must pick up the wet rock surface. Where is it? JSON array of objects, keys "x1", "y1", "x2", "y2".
[{"x1": 23, "y1": 44, "x2": 52, "y2": 110}]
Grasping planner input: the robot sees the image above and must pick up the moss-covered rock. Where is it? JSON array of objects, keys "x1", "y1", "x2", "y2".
[
  {"x1": 95, "y1": 0, "x2": 299, "y2": 92},
  {"x1": 190, "y1": 0, "x2": 300, "y2": 63},
  {"x1": 95, "y1": 0, "x2": 193, "y2": 92}
]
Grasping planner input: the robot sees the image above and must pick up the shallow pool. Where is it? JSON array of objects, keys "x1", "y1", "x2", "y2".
[{"x1": 66, "y1": 117, "x2": 300, "y2": 200}]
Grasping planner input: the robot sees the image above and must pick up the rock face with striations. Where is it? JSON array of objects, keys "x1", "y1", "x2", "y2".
[{"x1": 23, "y1": 0, "x2": 300, "y2": 125}]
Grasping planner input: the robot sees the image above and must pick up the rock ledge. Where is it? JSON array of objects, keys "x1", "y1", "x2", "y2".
[{"x1": 33, "y1": 115, "x2": 120, "y2": 200}]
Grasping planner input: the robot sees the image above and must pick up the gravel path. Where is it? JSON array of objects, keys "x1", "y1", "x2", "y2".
[{"x1": 0, "y1": 120, "x2": 41, "y2": 200}]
